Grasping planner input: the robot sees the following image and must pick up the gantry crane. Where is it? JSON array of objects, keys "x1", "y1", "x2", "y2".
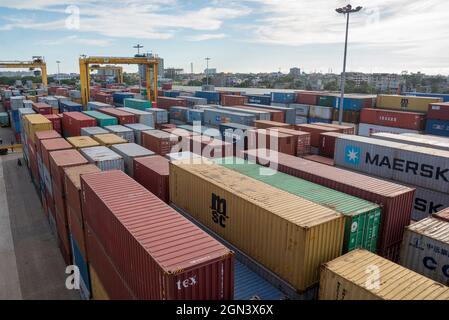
[
  {"x1": 89, "y1": 65, "x2": 124, "y2": 84},
  {"x1": 79, "y1": 56, "x2": 158, "y2": 106},
  {"x1": 0, "y1": 56, "x2": 48, "y2": 87}
]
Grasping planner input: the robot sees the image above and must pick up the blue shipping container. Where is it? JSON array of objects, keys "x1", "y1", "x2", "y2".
[
  {"x1": 187, "y1": 109, "x2": 204, "y2": 124},
  {"x1": 404, "y1": 92, "x2": 449, "y2": 102},
  {"x1": 271, "y1": 92, "x2": 295, "y2": 104},
  {"x1": 334, "y1": 97, "x2": 364, "y2": 111},
  {"x1": 112, "y1": 92, "x2": 134, "y2": 105},
  {"x1": 70, "y1": 235, "x2": 91, "y2": 299},
  {"x1": 163, "y1": 90, "x2": 181, "y2": 98},
  {"x1": 60, "y1": 100, "x2": 83, "y2": 113},
  {"x1": 194, "y1": 91, "x2": 220, "y2": 104},
  {"x1": 308, "y1": 117, "x2": 332, "y2": 124},
  {"x1": 425, "y1": 119, "x2": 449, "y2": 137},
  {"x1": 244, "y1": 94, "x2": 272, "y2": 106},
  {"x1": 170, "y1": 106, "x2": 189, "y2": 123}
]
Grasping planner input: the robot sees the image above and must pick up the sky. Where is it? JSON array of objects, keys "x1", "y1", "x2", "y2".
[{"x1": 0, "y1": 0, "x2": 448, "y2": 75}]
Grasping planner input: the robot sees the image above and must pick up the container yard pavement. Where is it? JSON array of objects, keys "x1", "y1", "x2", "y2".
[{"x1": 0, "y1": 151, "x2": 79, "y2": 300}]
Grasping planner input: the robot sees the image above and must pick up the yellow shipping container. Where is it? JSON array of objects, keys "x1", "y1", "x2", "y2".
[
  {"x1": 376, "y1": 94, "x2": 442, "y2": 112},
  {"x1": 67, "y1": 136, "x2": 100, "y2": 149},
  {"x1": 26, "y1": 95, "x2": 37, "y2": 102},
  {"x1": 319, "y1": 249, "x2": 449, "y2": 300},
  {"x1": 89, "y1": 266, "x2": 110, "y2": 300},
  {"x1": 169, "y1": 161, "x2": 345, "y2": 292},
  {"x1": 23, "y1": 114, "x2": 53, "y2": 143},
  {"x1": 92, "y1": 133, "x2": 127, "y2": 147}
]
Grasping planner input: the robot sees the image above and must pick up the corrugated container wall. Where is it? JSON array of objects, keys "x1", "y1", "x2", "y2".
[
  {"x1": 133, "y1": 155, "x2": 170, "y2": 203},
  {"x1": 360, "y1": 108, "x2": 426, "y2": 130},
  {"x1": 428, "y1": 103, "x2": 449, "y2": 121},
  {"x1": 80, "y1": 146, "x2": 124, "y2": 171},
  {"x1": 110, "y1": 143, "x2": 155, "y2": 176},
  {"x1": 376, "y1": 95, "x2": 442, "y2": 112}
]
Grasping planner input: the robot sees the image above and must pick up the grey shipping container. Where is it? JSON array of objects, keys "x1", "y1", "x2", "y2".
[
  {"x1": 290, "y1": 104, "x2": 310, "y2": 117},
  {"x1": 334, "y1": 135, "x2": 449, "y2": 194},
  {"x1": 178, "y1": 96, "x2": 207, "y2": 107},
  {"x1": 169, "y1": 106, "x2": 189, "y2": 123},
  {"x1": 309, "y1": 105, "x2": 333, "y2": 120},
  {"x1": 88, "y1": 101, "x2": 113, "y2": 110},
  {"x1": 400, "y1": 217, "x2": 449, "y2": 285},
  {"x1": 203, "y1": 109, "x2": 256, "y2": 127},
  {"x1": 80, "y1": 126, "x2": 109, "y2": 137},
  {"x1": 146, "y1": 107, "x2": 168, "y2": 124},
  {"x1": 246, "y1": 103, "x2": 296, "y2": 124},
  {"x1": 123, "y1": 123, "x2": 155, "y2": 145},
  {"x1": 110, "y1": 143, "x2": 154, "y2": 177},
  {"x1": 296, "y1": 116, "x2": 308, "y2": 125},
  {"x1": 412, "y1": 185, "x2": 449, "y2": 221},
  {"x1": 80, "y1": 146, "x2": 124, "y2": 171},
  {"x1": 104, "y1": 125, "x2": 135, "y2": 143},
  {"x1": 117, "y1": 107, "x2": 154, "y2": 127},
  {"x1": 217, "y1": 106, "x2": 271, "y2": 121},
  {"x1": 372, "y1": 132, "x2": 449, "y2": 153}
]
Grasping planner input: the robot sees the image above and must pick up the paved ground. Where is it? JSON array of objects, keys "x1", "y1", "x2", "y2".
[{"x1": 0, "y1": 138, "x2": 79, "y2": 300}]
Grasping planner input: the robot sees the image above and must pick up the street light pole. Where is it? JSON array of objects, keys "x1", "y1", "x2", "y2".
[
  {"x1": 133, "y1": 44, "x2": 144, "y2": 95},
  {"x1": 336, "y1": 4, "x2": 362, "y2": 125},
  {"x1": 205, "y1": 57, "x2": 211, "y2": 86},
  {"x1": 56, "y1": 61, "x2": 61, "y2": 85}
]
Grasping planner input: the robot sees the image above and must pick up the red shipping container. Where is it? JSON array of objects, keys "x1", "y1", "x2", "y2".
[
  {"x1": 55, "y1": 205, "x2": 72, "y2": 265},
  {"x1": 68, "y1": 206, "x2": 87, "y2": 259},
  {"x1": 162, "y1": 127, "x2": 193, "y2": 141},
  {"x1": 32, "y1": 102, "x2": 52, "y2": 115},
  {"x1": 295, "y1": 124, "x2": 339, "y2": 147},
  {"x1": 159, "y1": 123, "x2": 176, "y2": 130},
  {"x1": 162, "y1": 83, "x2": 172, "y2": 90},
  {"x1": 311, "y1": 122, "x2": 355, "y2": 135},
  {"x1": 34, "y1": 130, "x2": 61, "y2": 157},
  {"x1": 96, "y1": 108, "x2": 136, "y2": 125},
  {"x1": 428, "y1": 102, "x2": 449, "y2": 121},
  {"x1": 49, "y1": 149, "x2": 88, "y2": 196},
  {"x1": 269, "y1": 127, "x2": 311, "y2": 156},
  {"x1": 3, "y1": 100, "x2": 10, "y2": 110},
  {"x1": 41, "y1": 138, "x2": 73, "y2": 171},
  {"x1": 134, "y1": 156, "x2": 169, "y2": 203},
  {"x1": 156, "y1": 97, "x2": 187, "y2": 110},
  {"x1": 189, "y1": 136, "x2": 234, "y2": 158},
  {"x1": 360, "y1": 108, "x2": 426, "y2": 130},
  {"x1": 142, "y1": 130, "x2": 179, "y2": 156},
  {"x1": 94, "y1": 92, "x2": 114, "y2": 105},
  {"x1": 254, "y1": 120, "x2": 292, "y2": 130},
  {"x1": 433, "y1": 208, "x2": 449, "y2": 222},
  {"x1": 295, "y1": 91, "x2": 319, "y2": 105},
  {"x1": 302, "y1": 154, "x2": 335, "y2": 166},
  {"x1": 81, "y1": 170, "x2": 234, "y2": 299},
  {"x1": 43, "y1": 114, "x2": 62, "y2": 134},
  {"x1": 243, "y1": 149, "x2": 415, "y2": 261},
  {"x1": 62, "y1": 112, "x2": 96, "y2": 137},
  {"x1": 231, "y1": 105, "x2": 285, "y2": 122},
  {"x1": 247, "y1": 129, "x2": 296, "y2": 156},
  {"x1": 319, "y1": 131, "x2": 343, "y2": 158},
  {"x1": 222, "y1": 95, "x2": 248, "y2": 106},
  {"x1": 56, "y1": 87, "x2": 69, "y2": 97}
]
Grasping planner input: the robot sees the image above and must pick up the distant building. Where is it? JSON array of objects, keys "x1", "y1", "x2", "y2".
[
  {"x1": 138, "y1": 53, "x2": 164, "y2": 79},
  {"x1": 289, "y1": 67, "x2": 301, "y2": 77},
  {"x1": 204, "y1": 68, "x2": 217, "y2": 75},
  {"x1": 0, "y1": 71, "x2": 34, "y2": 77},
  {"x1": 164, "y1": 68, "x2": 184, "y2": 80}
]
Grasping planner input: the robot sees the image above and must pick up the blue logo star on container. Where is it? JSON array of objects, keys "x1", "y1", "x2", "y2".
[{"x1": 345, "y1": 145, "x2": 361, "y2": 165}]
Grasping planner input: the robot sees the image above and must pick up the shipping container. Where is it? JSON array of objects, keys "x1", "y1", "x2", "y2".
[
  {"x1": 110, "y1": 143, "x2": 154, "y2": 177},
  {"x1": 217, "y1": 106, "x2": 270, "y2": 121},
  {"x1": 289, "y1": 104, "x2": 310, "y2": 117},
  {"x1": 254, "y1": 120, "x2": 292, "y2": 130},
  {"x1": 302, "y1": 155, "x2": 335, "y2": 166},
  {"x1": 295, "y1": 91, "x2": 318, "y2": 105},
  {"x1": 222, "y1": 95, "x2": 248, "y2": 106},
  {"x1": 358, "y1": 123, "x2": 421, "y2": 137},
  {"x1": 142, "y1": 130, "x2": 179, "y2": 156},
  {"x1": 360, "y1": 108, "x2": 426, "y2": 130},
  {"x1": 295, "y1": 124, "x2": 339, "y2": 148},
  {"x1": 426, "y1": 119, "x2": 449, "y2": 137},
  {"x1": 434, "y1": 208, "x2": 449, "y2": 222},
  {"x1": 219, "y1": 123, "x2": 255, "y2": 150},
  {"x1": 243, "y1": 149, "x2": 415, "y2": 260},
  {"x1": 371, "y1": 132, "x2": 449, "y2": 152},
  {"x1": 267, "y1": 127, "x2": 311, "y2": 156},
  {"x1": 41, "y1": 138, "x2": 73, "y2": 174},
  {"x1": 87, "y1": 101, "x2": 113, "y2": 111},
  {"x1": 247, "y1": 103, "x2": 296, "y2": 124},
  {"x1": 319, "y1": 132, "x2": 343, "y2": 158},
  {"x1": 80, "y1": 126, "x2": 109, "y2": 137},
  {"x1": 186, "y1": 109, "x2": 204, "y2": 124},
  {"x1": 332, "y1": 109, "x2": 360, "y2": 124},
  {"x1": 194, "y1": 91, "x2": 220, "y2": 104},
  {"x1": 400, "y1": 217, "x2": 449, "y2": 285},
  {"x1": 157, "y1": 96, "x2": 187, "y2": 110},
  {"x1": 23, "y1": 114, "x2": 53, "y2": 143},
  {"x1": 411, "y1": 185, "x2": 449, "y2": 223},
  {"x1": 104, "y1": 125, "x2": 135, "y2": 143},
  {"x1": 271, "y1": 92, "x2": 295, "y2": 104},
  {"x1": 81, "y1": 170, "x2": 234, "y2": 299},
  {"x1": 62, "y1": 112, "x2": 97, "y2": 137},
  {"x1": 123, "y1": 123, "x2": 155, "y2": 145},
  {"x1": 165, "y1": 151, "x2": 202, "y2": 162},
  {"x1": 66, "y1": 136, "x2": 100, "y2": 149},
  {"x1": 188, "y1": 135, "x2": 234, "y2": 158},
  {"x1": 112, "y1": 92, "x2": 134, "y2": 106},
  {"x1": 169, "y1": 106, "x2": 189, "y2": 123},
  {"x1": 316, "y1": 94, "x2": 336, "y2": 108},
  {"x1": 244, "y1": 94, "x2": 271, "y2": 106},
  {"x1": 308, "y1": 117, "x2": 331, "y2": 124},
  {"x1": 334, "y1": 95, "x2": 377, "y2": 111},
  {"x1": 376, "y1": 95, "x2": 442, "y2": 112},
  {"x1": 203, "y1": 109, "x2": 256, "y2": 127},
  {"x1": 334, "y1": 135, "x2": 449, "y2": 194},
  {"x1": 319, "y1": 249, "x2": 449, "y2": 300},
  {"x1": 116, "y1": 107, "x2": 154, "y2": 127},
  {"x1": 80, "y1": 146, "x2": 124, "y2": 171},
  {"x1": 10, "y1": 96, "x2": 24, "y2": 110},
  {"x1": 312, "y1": 122, "x2": 355, "y2": 134},
  {"x1": 97, "y1": 108, "x2": 136, "y2": 125},
  {"x1": 133, "y1": 155, "x2": 169, "y2": 203},
  {"x1": 405, "y1": 92, "x2": 449, "y2": 103},
  {"x1": 43, "y1": 114, "x2": 62, "y2": 135},
  {"x1": 146, "y1": 108, "x2": 168, "y2": 124},
  {"x1": 163, "y1": 90, "x2": 180, "y2": 98},
  {"x1": 178, "y1": 96, "x2": 207, "y2": 107},
  {"x1": 92, "y1": 133, "x2": 127, "y2": 147},
  {"x1": 60, "y1": 100, "x2": 83, "y2": 113},
  {"x1": 170, "y1": 161, "x2": 344, "y2": 291},
  {"x1": 94, "y1": 92, "x2": 113, "y2": 105},
  {"x1": 70, "y1": 235, "x2": 90, "y2": 299},
  {"x1": 232, "y1": 105, "x2": 284, "y2": 123},
  {"x1": 428, "y1": 102, "x2": 449, "y2": 121},
  {"x1": 309, "y1": 105, "x2": 333, "y2": 120},
  {"x1": 123, "y1": 98, "x2": 151, "y2": 111},
  {"x1": 218, "y1": 158, "x2": 381, "y2": 253},
  {"x1": 82, "y1": 110, "x2": 118, "y2": 127},
  {"x1": 32, "y1": 102, "x2": 52, "y2": 115},
  {"x1": 34, "y1": 130, "x2": 61, "y2": 158},
  {"x1": 295, "y1": 116, "x2": 308, "y2": 125}
]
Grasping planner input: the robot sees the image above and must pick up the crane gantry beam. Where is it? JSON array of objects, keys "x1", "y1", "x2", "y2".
[{"x1": 0, "y1": 57, "x2": 48, "y2": 87}]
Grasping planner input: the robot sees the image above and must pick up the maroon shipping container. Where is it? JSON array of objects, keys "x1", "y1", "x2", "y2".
[
  {"x1": 189, "y1": 136, "x2": 234, "y2": 158},
  {"x1": 134, "y1": 155, "x2": 169, "y2": 203},
  {"x1": 295, "y1": 124, "x2": 339, "y2": 148},
  {"x1": 312, "y1": 122, "x2": 355, "y2": 135},
  {"x1": 34, "y1": 130, "x2": 61, "y2": 157},
  {"x1": 268, "y1": 127, "x2": 311, "y2": 156},
  {"x1": 41, "y1": 138, "x2": 73, "y2": 171},
  {"x1": 248, "y1": 129, "x2": 296, "y2": 156},
  {"x1": 222, "y1": 95, "x2": 248, "y2": 106},
  {"x1": 50, "y1": 149, "x2": 88, "y2": 194},
  {"x1": 360, "y1": 108, "x2": 426, "y2": 130},
  {"x1": 433, "y1": 208, "x2": 449, "y2": 222},
  {"x1": 80, "y1": 170, "x2": 234, "y2": 300},
  {"x1": 56, "y1": 87, "x2": 69, "y2": 97},
  {"x1": 254, "y1": 120, "x2": 292, "y2": 130},
  {"x1": 142, "y1": 130, "x2": 179, "y2": 156},
  {"x1": 162, "y1": 83, "x2": 172, "y2": 90},
  {"x1": 97, "y1": 108, "x2": 136, "y2": 125},
  {"x1": 295, "y1": 91, "x2": 319, "y2": 105},
  {"x1": 32, "y1": 102, "x2": 53, "y2": 115},
  {"x1": 156, "y1": 97, "x2": 187, "y2": 110},
  {"x1": 319, "y1": 131, "x2": 343, "y2": 158},
  {"x1": 302, "y1": 154, "x2": 335, "y2": 166},
  {"x1": 428, "y1": 102, "x2": 449, "y2": 121},
  {"x1": 243, "y1": 149, "x2": 415, "y2": 261},
  {"x1": 62, "y1": 112, "x2": 97, "y2": 137},
  {"x1": 231, "y1": 105, "x2": 285, "y2": 123},
  {"x1": 44, "y1": 114, "x2": 62, "y2": 134},
  {"x1": 159, "y1": 124, "x2": 177, "y2": 130},
  {"x1": 94, "y1": 92, "x2": 114, "y2": 105}
]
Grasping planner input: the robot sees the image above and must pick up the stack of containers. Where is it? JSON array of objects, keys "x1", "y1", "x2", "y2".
[
  {"x1": 10, "y1": 96, "x2": 25, "y2": 110},
  {"x1": 426, "y1": 102, "x2": 449, "y2": 137},
  {"x1": 163, "y1": 90, "x2": 180, "y2": 98},
  {"x1": 32, "y1": 102, "x2": 52, "y2": 115},
  {"x1": 104, "y1": 125, "x2": 135, "y2": 143},
  {"x1": 236, "y1": 104, "x2": 284, "y2": 122},
  {"x1": 203, "y1": 109, "x2": 256, "y2": 127},
  {"x1": 156, "y1": 96, "x2": 187, "y2": 110},
  {"x1": 271, "y1": 92, "x2": 295, "y2": 105},
  {"x1": 110, "y1": 143, "x2": 154, "y2": 177},
  {"x1": 92, "y1": 133, "x2": 127, "y2": 147},
  {"x1": 170, "y1": 161, "x2": 344, "y2": 293},
  {"x1": 308, "y1": 105, "x2": 334, "y2": 124},
  {"x1": 222, "y1": 95, "x2": 248, "y2": 106},
  {"x1": 23, "y1": 100, "x2": 34, "y2": 109},
  {"x1": 194, "y1": 91, "x2": 220, "y2": 104},
  {"x1": 94, "y1": 92, "x2": 113, "y2": 105},
  {"x1": 217, "y1": 106, "x2": 271, "y2": 121},
  {"x1": 169, "y1": 106, "x2": 189, "y2": 124},
  {"x1": 133, "y1": 155, "x2": 170, "y2": 203},
  {"x1": 142, "y1": 130, "x2": 179, "y2": 156},
  {"x1": 123, "y1": 98, "x2": 151, "y2": 110},
  {"x1": 60, "y1": 100, "x2": 83, "y2": 113},
  {"x1": 43, "y1": 96, "x2": 59, "y2": 113},
  {"x1": 43, "y1": 114, "x2": 62, "y2": 134},
  {"x1": 97, "y1": 108, "x2": 136, "y2": 125},
  {"x1": 146, "y1": 108, "x2": 168, "y2": 126},
  {"x1": 80, "y1": 146, "x2": 124, "y2": 171},
  {"x1": 12, "y1": 108, "x2": 35, "y2": 135},
  {"x1": 219, "y1": 123, "x2": 255, "y2": 151},
  {"x1": 405, "y1": 92, "x2": 449, "y2": 102},
  {"x1": 81, "y1": 170, "x2": 234, "y2": 299},
  {"x1": 289, "y1": 104, "x2": 309, "y2": 124},
  {"x1": 66, "y1": 136, "x2": 100, "y2": 150},
  {"x1": 244, "y1": 94, "x2": 271, "y2": 105},
  {"x1": 359, "y1": 108, "x2": 425, "y2": 136},
  {"x1": 186, "y1": 109, "x2": 204, "y2": 124},
  {"x1": 87, "y1": 101, "x2": 113, "y2": 111},
  {"x1": 80, "y1": 127, "x2": 109, "y2": 137},
  {"x1": 248, "y1": 129, "x2": 296, "y2": 156},
  {"x1": 243, "y1": 149, "x2": 415, "y2": 261},
  {"x1": 268, "y1": 127, "x2": 311, "y2": 156},
  {"x1": 83, "y1": 111, "x2": 118, "y2": 127},
  {"x1": 376, "y1": 94, "x2": 442, "y2": 113},
  {"x1": 333, "y1": 94, "x2": 377, "y2": 124},
  {"x1": 334, "y1": 135, "x2": 449, "y2": 224},
  {"x1": 117, "y1": 107, "x2": 155, "y2": 127},
  {"x1": 62, "y1": 112, "x2": 97, "y2": 137},
  {"x1": 49, "y1": 149, "x2": 88, "y2": 264},
  {"x1": 253, "y1": 120, "x2": 292, "y2": 130},
  {"x1": 249, "y1": 103, "x2": 296, "y2": 124},
  {"x1": 112, "y1": 92, "x2": 134, "y2": 107},
  {"x1": 295, "y1": 124, "x2": 339, "y2": 149},
  {"x1": 188, "y1": 135, "x2": 234, "y2": 159},
  {"x1": 64, "y1": 164, "x2": 102, "y2": 299},
  {"x1": 178, "y1": 96, "x2": 207, "y2": 107},
  {"x1": 123, "y1": 123, "x2": 154, "y2": 145}
]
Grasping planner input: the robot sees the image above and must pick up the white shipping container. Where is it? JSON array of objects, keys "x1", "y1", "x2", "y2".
[
  {"x1": 80, "y1": 126, "x2": 109, "y2": 137},
  {"x1": 411, "y1": 186, "x2": 449, "y2": 222},
  {"x1": 110, "y1": 143, "x2": 154, "y2": 176},
  {"x1": 334, "y1": 135, "x2": 449, "y2": 194},
  {"x1": 165, "y1": 151, "x2": 202, "y2": 162},
  {"x1": 80, "y1": 146, "x2": 124, "y2": 171},
  {"x1": 295, "y1": 116, "x2": 308, "y2": 124},
  {"x1": 10, "y1": 96, "x2": 25, "y2": 110},
  {"x1": 23, "y1": 100, "x2": 33, "y2": 108},
  {"x1": 123, "y1": 123, "x2": 155, "y2": 145},
  {"x1": 309, "y1": 105, "x2": 333, "y2": 120},
  {"x1": 117, "y1": 107, "x2": 155, "y2": 127},
  {"x1": 146, "y1": 107, "x2": 168, "y2": 124},
  {"x1": 43, "y1": 96, "x2": 59, "y2": 109},
  {"x1": 104, "y1": 125, "x2": 135, "y2": 143},
  {"x1": 358, "y1": 123, "x2": 421, "y2": 137},
  {"x1": 402, "y1": 133, "x2": 449, "y2": 143},
  {"x1": 400, "y1": 217, "x2": 449, "y2": 286},
  {"x1": 372, "y1": 132, "x2": 449, "y2": 152},
  {"x1": 289, "y1": 104, "x2": 310, "y2": 116},
  {"x1": 87, "y1": 101, "x2": 113, "y2": 110}
]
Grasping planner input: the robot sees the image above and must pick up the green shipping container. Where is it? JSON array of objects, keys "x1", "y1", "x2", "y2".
[
  {"x1": 0, "y1": 112, "x2": 9, "y2": 127},
  {"x1": 124, "y1": 98, "x2": 151, "y2": 111},
  {"x1": 82, "y1": 110, "x2": 118, "y2": 127},
  {"x1": 216, "y1": 157, "x2": 381, "y2": 253},
  {"x1": 317, "y1": 95, "x2": 336, "y2": 107}
]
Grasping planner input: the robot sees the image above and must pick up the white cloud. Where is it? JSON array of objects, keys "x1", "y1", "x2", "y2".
[
  {"x1": 187, "y1": 33, "x2": 228, "y2": 41},
  {"x1": 39, "y1": 35, "x2": 112, "y2": 47}
]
